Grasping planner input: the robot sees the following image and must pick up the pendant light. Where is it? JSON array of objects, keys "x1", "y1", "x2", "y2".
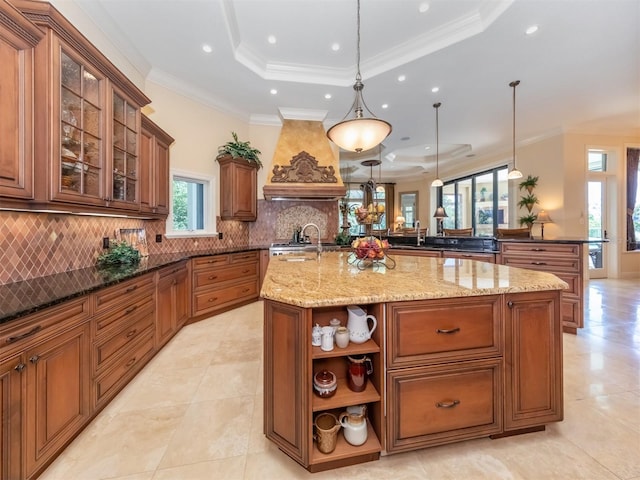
[
  {"x1": 431, "y1": 102, "x2": 443, "y2": 187},
  {"x1": 507, "y1": 80, "x2": 523, "y2": 180},
  {"x1": 327, "y1": 0, "x2": 392, "y2": 153}
]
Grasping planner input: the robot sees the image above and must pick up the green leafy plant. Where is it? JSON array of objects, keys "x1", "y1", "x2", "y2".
[
  {"x1": 334, "y1": 231, "x2": 351, "y2": 246},
  {"x1": 216, "y1": 131, "x2": 262, "y2": 167},
  {"x1": 518, "y1": 175, "x2": 539, "y2": 192},
  {"x1": 97, "y1": 240, "x2": 141, "y2": 267},
  {"x1": 517, "y1": 193, "x2": 539, "y2": 211},
  {"x1": 519, "y1": 213, "x2": 538, "y2": 227}
]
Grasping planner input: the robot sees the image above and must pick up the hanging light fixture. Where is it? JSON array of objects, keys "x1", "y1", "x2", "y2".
[
  {"x1": 431, "y1": 102, "x2": 443, "y2": 187},
  {"x1": 327, "y1": 0, "x2": 392, "y2": 153},
  {"x1": 507, "y1": 80, "x2": 523, "y2": 180}
]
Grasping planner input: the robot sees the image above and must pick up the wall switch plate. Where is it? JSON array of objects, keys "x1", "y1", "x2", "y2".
[
  {"x1": 155, "y1": 234, "x2": 162, "y2": 243},
  {"x1": 218, "y1": 232, "x2": 223, "y2": 240},
  {"x1": 102, "y1": 237, "x2": 110, "y2": 249}
]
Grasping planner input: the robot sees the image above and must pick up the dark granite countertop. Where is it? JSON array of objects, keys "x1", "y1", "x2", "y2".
[
  {"x1": 0, "y1": 246, "x2": 267, "y2": 324},
  {"x1": 495, "y1": 237, "x2": 608, "y2": 243}
]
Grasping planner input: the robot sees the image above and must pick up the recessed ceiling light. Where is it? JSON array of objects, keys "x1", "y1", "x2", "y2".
[
  {"x1": 331, "y1": 43, "x2": 340, "y2": 51},
  {"x1": 525, "y1": 25, "x2": 539, "y2": 35},
  {"x1": 381, "y1": 104, "x2": 388, "y2": 109},
  {"x1": 202, "y1": 44, "x2": 213, "y2": 53},
  {"x1": 431, "y1": 86, "x2": 439, "y2": 93},
  {"x1": 270, "y1": 89, "x2": 277, "y2": 95},
  {"x1": 401, "y1": 136, "x2": 410, "y2": 141},
  {"x1": 267, "y1": 35, "x2": 277, "y2": 44},
  {"x1": 425, "y1": 146, "x2": 431, "y2": 150},
  {"x1": 418, "y1": 2, "x2": 430, "y2": 14},
  {"x1": 398, "y1": 75, "x2": 406, "y2": 82},
  {"x1": 324, "y1": 93, "x2": 332, "y2": 100}
]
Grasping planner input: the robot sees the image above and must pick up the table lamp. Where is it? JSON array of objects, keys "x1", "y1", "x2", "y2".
[
  {"x1": 535, "y1": 210, "x2": 553, "y2": 238},
  {"x1": 433, "y1": 206, "x2": 448, "y2": 236},
  {"x1": 395, "y1": 216, "x2": 405, "y2": 231}
]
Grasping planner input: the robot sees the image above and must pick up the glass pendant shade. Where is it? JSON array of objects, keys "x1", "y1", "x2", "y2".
[
  {"x1": 507, "y1": 168, "x2": 523, "y2": 179},
  {"x1": 431, "y1": 178, "x2": 443, "y2": 187}
]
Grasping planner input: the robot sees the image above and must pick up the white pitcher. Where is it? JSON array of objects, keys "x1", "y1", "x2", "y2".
[{"x1": 346, "y1": 306, "x2": 377, "y2": 344}]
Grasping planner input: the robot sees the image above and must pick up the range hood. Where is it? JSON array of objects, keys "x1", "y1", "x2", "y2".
[{"x1": 263, "y1": 115, "x2": 346, "y2": 201}]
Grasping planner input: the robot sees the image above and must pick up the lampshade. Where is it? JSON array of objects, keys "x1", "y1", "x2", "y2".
[
  {"x1": 535, "y1": 210, "x2": 553, "y2": 223},
  {"x1": 395, "y1": 215, "x2": 405, "y2": 224},
  {"x1": 327, "y1": 0, "x2": 391, "y2": 152},
  {"x1": 507, "y1": 80, "x2": 523, "y2": 180},
  {"x1": 433, "y1": 206, "x2": 448, "y2": 219},
  {"x1": 431, "y1": 102, "x2": 443, "y2": 188}
]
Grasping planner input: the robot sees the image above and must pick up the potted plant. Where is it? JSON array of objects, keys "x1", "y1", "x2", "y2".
[
  {"x1": 480, "y1": 187, "x2": 487, "y2": 201},
  {"x1": 518, "y1": 175, "x2": 539, "y2": 194},
  {"x1": 216, "y1": 131, "x2": 262, "y2": 168},
  {"x1": 97, "y1": 240, "x2": 140, "y2": 267},
  {"x1": 518, "y1": 193, "x2": 539, "y2": 212},
  {"x1": 519, "y1": 213, "x2": 537, "y2": 228}
]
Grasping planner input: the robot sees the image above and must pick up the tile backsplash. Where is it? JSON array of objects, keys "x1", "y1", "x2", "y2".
[{"x1": 0, "y1": 199, "x2": 338, "y2": 285}]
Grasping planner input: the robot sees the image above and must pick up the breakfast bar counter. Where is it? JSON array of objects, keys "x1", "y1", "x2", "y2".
[{"x1": 261, "y1": 252, "x2": 567, "y2": 472}]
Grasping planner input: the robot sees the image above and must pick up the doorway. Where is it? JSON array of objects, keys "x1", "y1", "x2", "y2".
[{"x1": 587, "y1": 180, "x2": 608, "y2": 278}]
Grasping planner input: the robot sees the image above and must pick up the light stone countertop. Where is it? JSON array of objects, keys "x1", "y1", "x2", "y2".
[{"x1": 260, "y1": 251, "x2": 569, "y2": 308}]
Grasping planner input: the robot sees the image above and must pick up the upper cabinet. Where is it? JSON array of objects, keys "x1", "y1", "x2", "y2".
[
  {"x1": 218, "y1": 155, "x2": 258, "y2": 221},
  {"x1": 4, "y1": 0, "x2": 171, "y2": 219},
  {"x1": 140, "y1": 115, "x2": 174, "y2": 216},
  {"x1": 0, "y1": 0, "x2": 43, "y2": 201}
]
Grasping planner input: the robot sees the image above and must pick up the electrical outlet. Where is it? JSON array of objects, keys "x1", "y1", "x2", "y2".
[
  {"x1": 102, "y1": 237, "x2": 110, "y2": 249},
  {"x1": 155, "y1": 234, "x2": 162, "y2": 243},
  {"x1": 218, "y1": 232, "x2": 223, "y2": 240}
]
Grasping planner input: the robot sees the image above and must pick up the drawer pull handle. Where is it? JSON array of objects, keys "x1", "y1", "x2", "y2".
[
  {"x1": 14, "y1": 363, "x2": 26, "y2": 372},
  {"x1": 125, "y1": 357, "x2": 136, "y2": 368},
  {"x1": 125, "y1": 305, "x2": 138, "y2": 314},
  {"x1": 125, "y1": 285, "x2": 138, "y2": 293},
  {"x1": 126, "y1": 329, "x2": 137, "y2": 338},
  {"x1": 436, "y1": 327, "x2": 460, "y2": 334},
  {"x1": 6, "y1": 325, "x2": 42, "y2": 343},
  {"x1": 242, "y1": 288, "x2": 250, "y2": 293},
  {"x1": 531, "y1": 248, "x2": 546, "y2": 252},
  {"x1": 29, "y1": 355, "x2": 40, "y2": 364},
  {"x1": 531, "y1": 261, "x2": 547, "y2": 265},
  {"x1": 242, "y1": 269, "x2": 250, "y2": 273},
  {"x1": 436, "y1": 399, "x2": 460, "y2": 409},
  {"x1": 208, "y1": 297, "x2": 218, "y2": 303},
  {"x1": 208, "y1": 275, "x2": 218, "y2": 280}
]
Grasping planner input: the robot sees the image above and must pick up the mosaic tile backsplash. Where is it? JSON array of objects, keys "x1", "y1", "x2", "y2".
[{"x1": 0, "y1": 199, "x2": 339, "y2": 285}]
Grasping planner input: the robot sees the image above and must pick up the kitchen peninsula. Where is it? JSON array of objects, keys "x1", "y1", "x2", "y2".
[{"x1": 261, "y1": 251, "x2": 567, "y2": 472}]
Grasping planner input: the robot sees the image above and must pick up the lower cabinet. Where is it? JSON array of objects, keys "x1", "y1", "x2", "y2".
[
  {"x1": 0, "y1": 297, "x2": 91, "y2": 480},
  {"x1": 156, "y1": 261, "x2": 189, "y2": 348}
]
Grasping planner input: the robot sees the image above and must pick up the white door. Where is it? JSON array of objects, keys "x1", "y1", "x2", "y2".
[{"x1": 587, "y1": 180, "x2": 608, "y2": 278}]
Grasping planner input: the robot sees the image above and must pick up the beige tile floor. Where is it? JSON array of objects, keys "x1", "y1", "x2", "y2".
[{"x1": 40, "y1": 279, "x2": 640, "y2": 480}]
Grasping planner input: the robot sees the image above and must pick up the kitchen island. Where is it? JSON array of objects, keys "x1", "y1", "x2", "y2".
[{"x1": 261, "y1": 251, "x2": 567, "y2": 472}]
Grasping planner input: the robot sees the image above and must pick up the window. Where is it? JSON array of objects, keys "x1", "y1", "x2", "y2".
[
  {"x1": 165, "y1": 169, "x2": 217, "y2": 237},
  {"x1": 399, "y1": 191, "x2": 418, "y2": 227},
  {"x1": 436, "y1": 166, "x2": 509, "y2": 236},
  {"x1": 626, "y1": 147, "x2": 640, "y2": 251}
]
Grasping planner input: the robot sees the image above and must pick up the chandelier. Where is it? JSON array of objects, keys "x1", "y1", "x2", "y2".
[{"x1": 327, "y1": 0, "x2": 392, "y2": 153}]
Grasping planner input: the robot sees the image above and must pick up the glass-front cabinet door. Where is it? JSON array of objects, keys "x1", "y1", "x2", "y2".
[
  {"x1": 55, "y1": 47, "x2": 105, "y2": 205},
  {"x1": 110, "y1": 90, "x2": 139, "y2": 208}
]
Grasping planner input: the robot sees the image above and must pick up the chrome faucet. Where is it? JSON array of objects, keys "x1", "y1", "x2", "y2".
[
  {"x1": 302, "y1": 223, "x2": 322, "y2": 257},
  {"x1": 415, "y1": 220, "x2": 423, "y2": 246}
]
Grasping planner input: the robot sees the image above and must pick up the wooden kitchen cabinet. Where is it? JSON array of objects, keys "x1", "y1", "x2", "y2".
[
  {"x1": 191, "y1": 251, "x2": 260, "y2": 319},
  {"x1": 156, "y1": 261, "x2": 189, "y2": 348},
  {"x1": 140, "y1": 114, "x2": 174, "y2": 217},
  {"x1": 442, "y1": 250, "x2": 496, "y2": 263},
  {"x1": 218, "y1": 155, "x2": 258, "y2": 221},
  {"x1": 12, "y1": 0, "x2": 151, "y2": 216},
  {"x1": 0, "y1": 0, "x2": 43, "y2": 202},
  {"x1": 0, "y1": 296, "x2": 91, "y2": 480},
  {"x1": 499, "y1": 241, "x2": 584, "y2": 332},
  {"x1": 263, "y1": 300, "x2": 383, "y2": 472},
  {"x1": 503, "y1": 290, "x2": 563, "y2": 431}
]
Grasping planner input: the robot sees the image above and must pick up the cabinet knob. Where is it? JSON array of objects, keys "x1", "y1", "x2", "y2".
[
  {"x1": 14, "y1": 363, "x2": 26, "y2": 372},
  {"x1": 207, "y1": 297, "x2": 218, "y2": 303},
  {"x1": 208, "y1": 275, "x2": 218, "y2": 280},
  {"x1": 507, "y1": 301, "x2": 514, "y2": 309},
  {"x1": 29, "y1": 355, "x2": 40, "y2": 364}
]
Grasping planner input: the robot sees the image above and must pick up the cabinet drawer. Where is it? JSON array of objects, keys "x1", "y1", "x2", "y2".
[
  {"x1": 500, "y1": 242, "x2": 580, "y2": 258},
  {"x1": 192, "y1": 254, "x2": 230, "y2": 270},
  {"x1": 94, "y1": 295, "x2": 155, "y2": 335},
  {"x1": 93, "y1": 330, "x2": 155, "y2": 407},
  {"x1": 0, "y1": 297, "x2": 90, "y2": 354},
  {"x1": 501, "y1": 256, "x2": 580, "y2": 273},
  {"x1": 93, "y1": 275, "x2": 154, "y2": 315},
  {"x1": 193, "y1": 279, "x2": 259, "y2": 315},
  {"x1": 386, "y1": 359, "x2": 502, "y2": 453},
  {"x1": 230, "y1": 250, "x2": 259, "y2": 264},
  {"x1": 387, "y1": 296, "x2": 501, "y2": 368},
  {"x1": 193, "y1": 262, "x2": 259, "y2": 289},
  {"x1": 94, "y1": 305, "x2": 154, "y2": 372},
  {"x1": 553, "y1": 272, "x2": 581, "y2": 297}
]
